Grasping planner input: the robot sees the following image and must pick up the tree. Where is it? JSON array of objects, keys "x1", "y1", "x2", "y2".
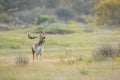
[
  {"x1": 0, "y1": 0, "x2": 101, "y2": 24},
  {"x1": 95, "y1": 0, "x2": 120, "y2": 25},
  {"x1": 55, "y1": 8, "x2": 75, "y2": 22},
  {"x1": 34, "y1": 15, "x2": 57, "y2": 25},
  {"x1": 0, "y1": 4, "x2": 3, "y2": 13},
  {"x1": 44, "y1": 0, "x2": 60, "y2": 8}
]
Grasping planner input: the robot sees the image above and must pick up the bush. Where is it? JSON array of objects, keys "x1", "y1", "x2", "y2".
[
  {"x1": 15, "y1": 56, "x2": 29, "y2": 66},
  {"x1": 93, "y1": 44, "x2": 115, "y2": 61},
  {"x1": 115, "y1": 44, "x2": 120, "y2": 57},
  {"x1": 80, "y1": 68, "x2": 88, "y2": 75},
  {"x1": 93, "y1": 44, "x2": 120, "y2": 61},
  {"x1": 35, "y1": 15, "x2": 57, "y2": 25},
  {"x1": 45, "y1": 27, "x2": 74, "y2": 34},
  {"x1": 75, "y1": 15, "x2": 87, "y2": 23},
  {"x1": 95, "y1": 0, "x2": 120, "y2": 25},
  {"x1": 0, "y1": 13, "x2": 12, "y2": 23},
  {"x1": 68, "y1": 21, "x2": 77, "y2": 28},
  {"x1": 0, "y1": 24, "x2": 10, "y2": 31},
  {"x1": 29, "y1": 27, "x2": 75, "y2": 34}
]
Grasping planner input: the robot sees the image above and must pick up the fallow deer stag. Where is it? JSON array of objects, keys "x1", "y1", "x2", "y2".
[{"x1": 28, "y1": 32, "x2": 46, "y2": 61}]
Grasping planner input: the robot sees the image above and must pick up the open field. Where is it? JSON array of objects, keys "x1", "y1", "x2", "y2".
[
  {"x1": 0, "y1": 26, "x2": 120, "y2": 80},
  {"x1": 0, "y1": 0, "x2": 120, "y2": 79},
  {"x1": 0, "y1": 54, "x2": 120, "y2": 80}
]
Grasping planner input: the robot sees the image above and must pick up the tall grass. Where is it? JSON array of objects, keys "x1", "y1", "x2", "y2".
[{"x1": 15, "y1": 56, "x2": 29, "y2": 66}]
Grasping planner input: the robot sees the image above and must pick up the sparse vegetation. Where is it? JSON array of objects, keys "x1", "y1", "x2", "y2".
[
  {"x1": 35, "y1": 15, "x2": 57, "y2": 25},
  {"x1": 15, "y1": 56, "x2": 29, "y2": 66},
  {"x1": 80, "y1": 68, "x2": 88, "y2": 75},
  {"x1": 116, "y1": 44, "x2": 120, "y2": 57},
  {"x1": 25, "y1": 25, "x2": 76, "y2": 34},
  {"x1": 45, "y1": 27, "x2": 75, "y2": 34},
  {"x1": 93, "y1": 44, "x2": 120, "y2": 61}
]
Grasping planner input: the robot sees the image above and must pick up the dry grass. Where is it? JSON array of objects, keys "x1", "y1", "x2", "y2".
[{"x1": 0, "y1": 54, "x2": 120, "y2": 80}]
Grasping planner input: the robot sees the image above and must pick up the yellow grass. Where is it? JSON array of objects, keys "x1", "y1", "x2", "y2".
[{"x1": 0, "y1": 53, "x2": 120, "y2": 80}]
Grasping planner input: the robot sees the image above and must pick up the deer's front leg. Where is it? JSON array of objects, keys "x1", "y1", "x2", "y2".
[
  {"x1": 39, "y1": 53, "x2": 42, "y2": 62},
  {"x1": 36, "y1": 54, "x2": 39, "y2": 61},
  {"x1": 32, "y1": 48, "x2": 35, "y2": 61}
]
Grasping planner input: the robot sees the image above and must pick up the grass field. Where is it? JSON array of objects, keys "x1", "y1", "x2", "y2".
[{"x1": 0, "y1": 26, "x2": 120, "y2": 80}]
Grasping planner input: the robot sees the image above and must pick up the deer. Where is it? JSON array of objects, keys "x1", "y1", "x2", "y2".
[{"x1": 28, "y1": 32, "x2": 46, "y2": 61}]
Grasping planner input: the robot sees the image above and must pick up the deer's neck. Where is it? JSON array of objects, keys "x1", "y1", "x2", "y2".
[{"x1": 38, "y1": 40, "x2": 45, "y2": 46}]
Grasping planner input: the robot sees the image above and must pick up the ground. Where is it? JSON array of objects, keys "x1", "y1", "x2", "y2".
[{"x1": 0, "y1": 26, "x2": 120, "y2": 80}]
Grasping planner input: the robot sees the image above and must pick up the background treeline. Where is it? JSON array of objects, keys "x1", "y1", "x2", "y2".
[{"x1": 0, "y1": 0, "x2": 120, "y2": 25}]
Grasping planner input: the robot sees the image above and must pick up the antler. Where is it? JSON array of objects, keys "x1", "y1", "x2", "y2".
[
  {"x1": 42, "y1": 31, "x2": 46, "y2": 35},
  {"x1": 28, "y1": 32, "x2": 38, "y2": 39},
  {"x1": 39, "y1": 31, "x2": 46, "y2": 37}
]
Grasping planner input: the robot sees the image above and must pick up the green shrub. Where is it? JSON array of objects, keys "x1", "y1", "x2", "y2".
[
  {"x1": 45, "y1": 27, "x2": 74, "y2": 34},
  {"x1": 0, "y1": 13, "x2": 12, "y2": 23},
  {"x1": 80, "y1": 68, "x2": 88, "y2": 75},
  {"x1": 35, "y1": 15, "x2": 57, "y2": 25},
  {"x1": 0, "y1": 24, "x2": 15, "y2": 31},
  {"x1": 28, "y1": 27, "x2": 74, "y2": 34},
  {"x1": 115, "y1": 44, "x2": 120, "y2": 57},
  {"x1": 75, "y1": 15, "x2": 86, "y2": 23}
]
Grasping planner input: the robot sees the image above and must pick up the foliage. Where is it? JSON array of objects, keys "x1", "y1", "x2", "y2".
[
  {"x1": 43, "y1": 0, "x2": 60, "y2": 8},
  {"x1": 88, "y1": 16, "x2": 95, "y2": 24},
  {"x1": 35, "y1": 15, "x2": 57, "y2": 25},
  {"x1": 75, "y1": 15, "x2": 87, "y2": 23},
  {"x1": 0, "y1": 13, "x2": 12, "y2": 23},
  {"x1": 115, "y1": 44, "x2": 120, "y2": 57},
  {"x1": 28, "y1": 27, "x2": 75, "y2": 34},
  {"x1": 72, "y1": 0, "x2": 100, "y2": 14},
  {"x1": 0, "y1": 0, "x2": 100, "y2": 24},
  {"x1": 55, "y1": 7, "x2": 75, "y2": 21},
  {"x1": 68, "y1": 21, "x2": 78, "y2": 29},
  {"x1": 0, "y1": 24, "x2": 12, "y2": 31},
  {"x1": 0, "y1": 4, "x2": 3, "y2": 12},
  {"x1": 45, "y1": 27, "x2": 74, "y2": 34},
  {"x1": 80, "y1": 68, "x2": 88, "y2": 75},
  {"x1": 95, "y1": 0, "x2": 120, "y2": 25}
]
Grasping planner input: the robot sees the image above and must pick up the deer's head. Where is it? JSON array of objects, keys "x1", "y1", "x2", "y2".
[{"x1": 39, "y1": 32, "x2": 46, "y2": 42}]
